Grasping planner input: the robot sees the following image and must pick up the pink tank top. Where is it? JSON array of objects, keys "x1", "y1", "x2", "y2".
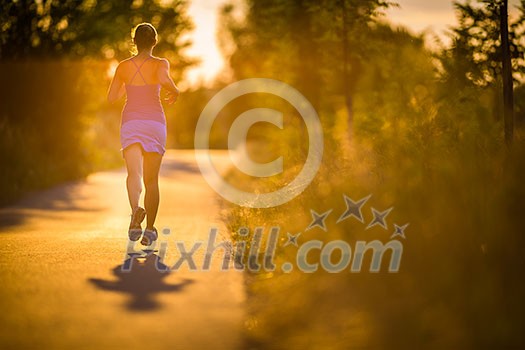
[{"x1": 121, "y1": 56, "x2": 165, "y2": 125}]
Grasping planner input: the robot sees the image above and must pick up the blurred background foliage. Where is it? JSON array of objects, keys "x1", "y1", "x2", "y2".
[
  {"x1": 217, "y1": 0, "x2": 525, "y2": 348},
  {"x1": 0, "y1": 0, "x2": 196, "y2": 205}
]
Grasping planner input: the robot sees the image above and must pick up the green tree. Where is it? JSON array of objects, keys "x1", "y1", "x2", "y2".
[
  {"x1": 0, "y1": 0, "x2": 195, "y2": 205},
  {"x1": 0, "y1": 0, "x2": 194, "y2": 77},
  {"x1": 220, "y1": 0, "x2": 391, "y2": 123},
  {"x1": 438, "y1": 0, "x2": 525, "y2": 141}
]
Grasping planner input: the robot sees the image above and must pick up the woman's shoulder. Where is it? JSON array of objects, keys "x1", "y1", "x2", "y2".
[
  {"x1": 116, "y1": 57, "x2": 134, "y2": 70},
  {"x1": 116, "y1": 56, "x2": 169, "y2": 71},
  {"x1": 151, "y1": 56, "x2": 169, "y2": 64},
  {"x1": 119, "y1": 56, "x2": 135, "y2": 64},
  {"x1": 118, "y1": 55, "x2": 168, "y2": 62}
]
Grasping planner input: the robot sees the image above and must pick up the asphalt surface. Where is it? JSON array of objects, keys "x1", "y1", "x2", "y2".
[{"x1": 0, "y1": 150, "x2": 245, "y2": 349}]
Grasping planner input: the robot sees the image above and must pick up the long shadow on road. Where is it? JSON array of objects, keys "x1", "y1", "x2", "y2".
[
  {"x1": 89, "y1": 254, "x2": 194, "y2": 312},
  {"x1": 0, "y1": 178, "x2": 105, "y2": 229}
]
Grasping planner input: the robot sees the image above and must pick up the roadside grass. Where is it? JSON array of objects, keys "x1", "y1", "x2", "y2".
[{"x1": 221, "y1": 113, "x2": 525, "y2": 349}]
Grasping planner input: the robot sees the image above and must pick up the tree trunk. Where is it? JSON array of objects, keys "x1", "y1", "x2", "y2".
[{"x1": 500, "y1": 0, "x2": 514, "y2": 146}]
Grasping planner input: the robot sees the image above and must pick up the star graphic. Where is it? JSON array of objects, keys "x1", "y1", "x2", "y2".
[
  {"x1": 366, "y1": 207, "x2": 393, "y2": 230},
  {"x1": 337, "y1": 194, "x2": 372, "y2": 224},
  {"x1": 306, "y1": 209, "x2": 332, "y2": 232},
  {"x1": 390, "y1": 223, "x2": 409, "y2": 239},
  {"x1": 284, "y1": 232, "x2": 301, "y2": 247}
]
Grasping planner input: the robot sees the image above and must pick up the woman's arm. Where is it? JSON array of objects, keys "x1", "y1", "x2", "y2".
[
  {"x1": 158, "y1": 58, "x2": 180, "y2": 103},
  {"x1": 107, "y1": 63, "x2": 125, "y2": 103}
]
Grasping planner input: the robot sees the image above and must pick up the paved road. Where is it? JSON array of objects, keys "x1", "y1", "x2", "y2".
[{"x1": 0, "y1": 150, "x2": 245, "y2": 349}]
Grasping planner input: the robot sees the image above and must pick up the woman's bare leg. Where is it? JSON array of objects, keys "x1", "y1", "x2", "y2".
[
  {"x1": 143, "y1": 151, "x2": 163, "y2": 229},
  {"x1": 123, "y1": 144, "x2": 143, "y2": 210}
]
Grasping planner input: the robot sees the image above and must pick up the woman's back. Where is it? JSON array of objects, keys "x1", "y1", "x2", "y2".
[
  {"x1": 121, "y1": 55, "x2": 165, "y2": 125},
  {"x1": 122, "y1": 55, "x2": 162, "y2": 86}
]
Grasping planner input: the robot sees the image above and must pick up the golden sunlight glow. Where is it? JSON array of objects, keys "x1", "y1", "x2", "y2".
[
  {"x1": 106, "y1": 59, "x2": 119, "y2": 80},
  {"x1": 184, "y1": 0, "x2": 231, "y2": 87},
  {"x1": 184, "y1": 0, "x2": 522, "y2": 86},
  {"x1": 384, "y1": 0, "x2": 456, "y2": 36},
  {"x1": 188, "y1": 0, "x2": 461, "y2": 85},
  {"x1": 177, "y1": 0, "x2": 524, "y2": 88}
]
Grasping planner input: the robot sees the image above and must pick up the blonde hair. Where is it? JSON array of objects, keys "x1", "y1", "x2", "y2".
[{"x1": 131, "y1": 22, "x2": 157, "y2": 55}]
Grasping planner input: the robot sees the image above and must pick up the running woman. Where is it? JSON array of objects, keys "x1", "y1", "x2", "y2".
[{"x1": 107, "y1": 23, "x2": 179, "y2": 245}]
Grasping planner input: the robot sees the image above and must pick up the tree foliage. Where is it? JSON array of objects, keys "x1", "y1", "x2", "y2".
[
  {"x1": 220, "y1": 1, "x2": 391, "y2": 110},
  {"x1": 0, "y1": 0, "x2": 194, "y2": 205},
  {"x1": 220, "y1": 0, "x2": 525, "y2": 348},
  {"x1": 440, "y1": 0, "x2": 525, "y2": 88}
]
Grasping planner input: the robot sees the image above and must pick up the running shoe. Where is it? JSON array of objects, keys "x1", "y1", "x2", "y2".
[
  {"x1": 141, "y1": 227, "x2": 158, "y2": 246},
  {"x1": 128, "y1": 206, "x2": 146, "y2": 241}
]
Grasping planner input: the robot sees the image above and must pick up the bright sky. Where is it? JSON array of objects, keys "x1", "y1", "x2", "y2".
[
  {"x1": 184, "y1": 0, "x2": 522, "y2": 87},
  {"x1": 384, "y1": 0, "x2": 456, "y2": 40},
  {"x1": 385, "y1": 0, "x2": 521, "y2": 45},
  {"x1": 184, "y1": 0, "x2": 230, "y2": 87}
]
